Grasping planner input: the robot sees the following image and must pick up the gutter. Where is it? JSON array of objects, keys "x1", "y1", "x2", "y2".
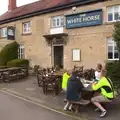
[{"x1": 0, "y1": 0, "x2": 105, "y2": 25}]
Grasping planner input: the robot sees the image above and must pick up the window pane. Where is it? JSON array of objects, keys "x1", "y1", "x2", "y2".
[
  {"x1": 27, "y1": 22, "x2": 31, "y2": 32},
  {"x1": 60, "y1": 17, "x2": 64, "y2": 26},
  {"x1": 57, "y1": 18, "x2": 59, "y2": 26},
  {"x1": 114, "y1": 6, "x2": 119, "y2": 13},
  {"x1": 108, "y1": 46, "x2": 113, "y2": 51},
  {"x1": 114, "y1": 46, "x2": 119, "y2": 59},
  {"x1": 0, "y1": 27, "x2": 7, "y2": 37},
  {"x1": 4, "y1": 28, "x2": 7, "y2": 37},
  {"x1": 114, "y1": 51, "x2": 119, "y2": 59},
  {"x1": 23, "y1": 23, "x2": 27, "y2": 32},
  {"x1": 108, "y1": 13, "x2": 113, "y2": 21},
  {"x1": 52, "y1": 18, "x2": 56, "y2": 27},
  {"x1": 115, "y1": 13, "x2": 119, "y2": 20},
  {"x1": 108, "y1": 7, "x2": 113, "y2": 13},
  {"x1": 114, "y1": 6, "x2": 120, "y2": 21},
  {"x1": 108, "y1": 46, "x2": 113, "y2": 59},
  {"x1": 23, "y1": 22, "x2": 31, "y2": 33},
  {"x1": 108, "y1": 52, "x2": 113, "y2": 59},
  {"x1": 18, "y1": 45, "x2": 24, "y2": 59},
  {"x1": 115, "y1": 45, "x2": 118, "y2": 51}
]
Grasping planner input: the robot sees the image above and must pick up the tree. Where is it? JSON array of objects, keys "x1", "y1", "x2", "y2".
[{"x1": 113, "y1": 21, "x2": 120, "y2": 62}]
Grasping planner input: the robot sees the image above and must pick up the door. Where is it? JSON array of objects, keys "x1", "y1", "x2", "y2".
[{"x1": 54, "y1": 46, "x2": 63, "y2": 69}]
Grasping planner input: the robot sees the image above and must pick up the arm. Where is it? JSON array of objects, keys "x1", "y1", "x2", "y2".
[
  {"x1": 95, "y1": 71, "x2": 98, "y2": 78},
  {"x1": 92, "y1": 79, "x2": 102, "y2": 91}
]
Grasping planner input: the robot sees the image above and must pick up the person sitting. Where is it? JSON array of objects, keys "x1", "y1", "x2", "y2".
[
  {"x1": 62, "y1": 70, "x2": 70, "y2": 92},
  {"x1": 91, "y1": 69, "x2": 114, "y2": 118},
  {"x1": 93, "y1": 63, "x2": 102, "y2": 83},
  {"x1": 63, "y1": 71, "x2": 84, "y2": 111}
]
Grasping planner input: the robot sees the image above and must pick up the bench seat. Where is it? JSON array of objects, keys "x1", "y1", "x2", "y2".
[{"x1": 64, "y1": 98, "x2": 90, "y2": 106}]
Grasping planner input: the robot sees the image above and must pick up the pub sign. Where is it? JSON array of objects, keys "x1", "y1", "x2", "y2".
[
  {"x1": 7, "y1": 26, "x2": 15, "y2": 40},
  {"x1": 66, "y1": 9, "x2": 102, "y2": 29}
]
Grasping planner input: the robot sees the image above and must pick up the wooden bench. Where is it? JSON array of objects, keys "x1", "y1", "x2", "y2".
[{"x1": 64, "y1": 98, "x2": 90, "y2": 113}]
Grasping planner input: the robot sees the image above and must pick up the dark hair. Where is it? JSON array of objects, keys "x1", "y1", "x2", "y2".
[
  {"x1": 72, "y1": 71, "x2": 78, "y2": 76},
  {"x1": 97, "y1": 63, "x2": 102, "y2": 70}
]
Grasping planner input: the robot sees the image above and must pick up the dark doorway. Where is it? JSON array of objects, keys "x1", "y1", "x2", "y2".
[{"x1": 54, "y1": 46, "x2": 63, "y2": 69}]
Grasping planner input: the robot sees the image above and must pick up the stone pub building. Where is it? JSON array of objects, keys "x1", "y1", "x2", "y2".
[{"x1": 0, "y1": 0, "x2": 119, "y2": 69}]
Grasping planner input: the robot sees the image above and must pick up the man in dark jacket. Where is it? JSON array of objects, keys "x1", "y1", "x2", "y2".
[
  {"x1": 67, "y1": 71, "x2": 84, "y2": 101},
  {"x1": 63, "y1": 71, "x2": 84, "y2": 111}
]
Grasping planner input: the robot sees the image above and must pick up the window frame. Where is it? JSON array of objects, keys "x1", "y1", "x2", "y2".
[
  {"x1": 18, "y1": 44, "x2": 25, "y2": 59},
  {"x1": 107, "y1": 37, "x2": 119, "y2": 61},
  {"x1": 51, "y1": 16, "x2": 64, "y2": 28},
  {"x1": 107, "y1": 5, "x2": 120, "y2": 22},
  {"x1": 22, "y1": 21, "x2": 31, "y2": 34},
  {"x1": 0, "y1": 27, "x2": 7, "y2": 38}
]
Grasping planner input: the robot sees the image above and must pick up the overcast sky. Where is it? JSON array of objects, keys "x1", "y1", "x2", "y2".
[{"x1": 0, "y1": 0, "x2": 39, "y2": 15}]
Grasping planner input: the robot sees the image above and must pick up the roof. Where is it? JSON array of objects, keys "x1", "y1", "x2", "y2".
[{"x1": 0, "y1": 0, "x2": 106, "y2": 24}]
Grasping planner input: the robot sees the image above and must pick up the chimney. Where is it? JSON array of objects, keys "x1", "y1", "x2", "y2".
[{"x1": 8, "y1": 0, "x2": 16, "y2": 11}]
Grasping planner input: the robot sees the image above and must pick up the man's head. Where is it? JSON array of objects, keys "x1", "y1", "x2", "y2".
[
  {"x1": 67, "y1": 69, "x2": 73, "y2": 76},
  {"x1": 71, "y1": 70, "x2": 80, "y2": 77},
  {"x1": 96, "y1": 63, "x2": 102, "y2": 72}
]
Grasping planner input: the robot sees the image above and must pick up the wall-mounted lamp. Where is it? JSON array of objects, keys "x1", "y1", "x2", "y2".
[{"x1": 72, "y1": 6, "x2": 76, "y2": 11}]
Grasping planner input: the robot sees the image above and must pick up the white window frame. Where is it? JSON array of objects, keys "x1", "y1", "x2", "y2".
[
  {"x1": 107, "y1": 37, "x2": 119, "y2": 60},
  {"x1": 18, "y1": 45, "x2": 25, "y2": 59},
  {"x1": 22, "y1": 21, "x2": 31, "y2": 34},
  {"x1": 0, "y1": 27, "x2": 7, "y2": 38},
  {"x1": 107, "y1": 5, "x2": 120, "y2": 22},
  {"x1": 51, "y1": 16, "x2": 64, "y2": 28}
]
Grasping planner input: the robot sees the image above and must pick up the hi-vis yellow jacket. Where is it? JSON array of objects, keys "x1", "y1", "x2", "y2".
[
  {"x1": 62, "y1": 72, "x2": 70, "y2": 89},
  {"x1": 92, "y1": 77, "x2": 114, "y2": 99}
]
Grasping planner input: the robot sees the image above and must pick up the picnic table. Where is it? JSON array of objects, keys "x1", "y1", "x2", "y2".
[
  {"x1": 37, "y1": 69, "x2": 63, "y2": 95},
  {"x1": 64, "y1": 80, "x2": 93, "y2": 113},
  {"x1": 0, "y1": 67, "x2": 28, "y2": 83},
  {"x1": 81, "y1": 79, "x2": 94, "y2": 100}
]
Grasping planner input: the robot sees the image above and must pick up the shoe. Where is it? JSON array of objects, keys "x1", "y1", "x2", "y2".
[
  {"x1": 95, "y1": 108, "x2": 101, "y2": 112},
  {"x1": 100, "y1": 111, "x2": 107, "y2": 118},
  {"x1": 68, "y1": 108, "x2": 72, "y2": 112},
  {"x1": 63, "y1": 108, "x2": 67, "y2": 111}
]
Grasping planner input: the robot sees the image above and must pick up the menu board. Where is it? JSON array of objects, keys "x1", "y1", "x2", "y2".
[{"x1": 72, "y1": 49, "x2": 80, "y2": 61}]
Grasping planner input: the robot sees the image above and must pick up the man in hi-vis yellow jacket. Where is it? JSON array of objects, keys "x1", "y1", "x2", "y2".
[
  {"x1": 91, "y1": 69, "x2": 114, "y2": 118},
  {"x1": 62, "y1": 71, "x2": 70, "y2": 92}
]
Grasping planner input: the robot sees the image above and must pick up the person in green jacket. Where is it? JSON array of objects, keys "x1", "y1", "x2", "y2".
[
  {"x1": 91, "y1": 69, "x2": 114, "y2": 118},
  {"x1": 62, "y1": 70, "x2": 70, "y2": 92}
]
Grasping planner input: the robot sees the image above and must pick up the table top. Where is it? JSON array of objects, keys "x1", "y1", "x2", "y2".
[{"x1": 82, "y1": 83, "x2": 93, "y2": 92}]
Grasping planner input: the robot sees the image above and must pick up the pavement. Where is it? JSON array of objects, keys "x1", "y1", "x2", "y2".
[
  {"x1": 0, "y1": 91, "x2": 76, "y2": 120},
  {"x1": 0, "y1": 76, "x2": 120, "y2": 120}
]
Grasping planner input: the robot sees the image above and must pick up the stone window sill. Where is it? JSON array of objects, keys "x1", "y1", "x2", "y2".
[{"x1": 21, "y1": 33, "x2": 32, "y2": 36}]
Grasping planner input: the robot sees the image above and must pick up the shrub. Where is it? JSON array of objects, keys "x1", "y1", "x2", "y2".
[
  {"x1": 106, "y1": 61, "x2": 120, "y2": 92},
  {"x1": 7, "y1": 59, "x2": 29, "y2": 67},
  {"x1": 0, "y1": 42, "x2": 19, "y2": 66}
]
